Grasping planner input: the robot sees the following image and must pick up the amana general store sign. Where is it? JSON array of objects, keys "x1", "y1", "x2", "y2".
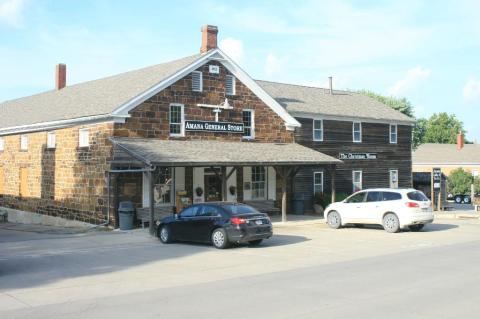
[
  {"x1": 339, "y1": 153, "x2": 378, "y2": 160},
  {"x1": 185, "y1": 120, "x2": 244, "y2": 133}
]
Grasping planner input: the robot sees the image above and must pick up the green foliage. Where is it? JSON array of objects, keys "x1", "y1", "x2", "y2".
[
  {"x1": 423, "y1": 113, "x2": 465, "y2": 144},
  {"x1": 358, "y1": 90, "x2": 414, "y2": 117},
  {"x1": 448, "y1": 168, "x2": 473, "y2": 195},
  {"x1": 412, "y1": 118, "x2": 427, "y2": 149},
  {"x1": 474, "y1": 176, "x2": 480, "y2": 194},
  {"x1": 335, "y1": 192, "x2": 349, "y2": 202}
]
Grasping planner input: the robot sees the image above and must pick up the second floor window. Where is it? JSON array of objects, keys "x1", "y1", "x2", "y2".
[
  {"x1": 169, "y1": 104, "x2": 184, "y2": 136},
  {"x1": 20, "y1": 135, "x2": 28, "y2": 151},
  {"x1": 390, "y1": 124, "x2": 398, "y2": 144},
  {"x1": 242, "y1": 110, "x2": 254, "y2": 139},
  {"x1": 313, "y1": 119, "x2": 323, "y2": 141},
  {"x1": 353, "y1": 122, "x2": 362, "y2": 142},
  {"x1": 191, "y1": 71, "x2": 203, "y2": 92},
  {"x1": 79, "y1": 129, "x2": 89, "y2": 147},
  {"x1": 226, "y1": 75, "x2": 236, "y2": 95},
  {"x1": 47, "y1": 131, "x2": 56, "y2": 149}
]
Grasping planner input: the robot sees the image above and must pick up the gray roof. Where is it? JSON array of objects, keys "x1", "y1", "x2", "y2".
[
  {"x1": 413, "y1": 143, "x2": 480, "y2": 164},
  {"x1": 256, "y1": 80, "x2": 415, "y2": 124},
  {"x1": 0, "y1": 54, "x2": 201, "y2": 129},
  {"x1": 111, "y1": 138, "x2": 341, "y2": 166}
]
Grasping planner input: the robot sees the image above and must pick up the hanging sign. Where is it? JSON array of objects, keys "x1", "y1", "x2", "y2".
[
  {"x1": 433, "y1": 168, "x2": 442, "y2": 190},
  {"x1": 185, "y1": 120, "x2": 244, "y2": 133},
  {"x1": 339, "y1": 153, "x2": 377, "y2": 160}
]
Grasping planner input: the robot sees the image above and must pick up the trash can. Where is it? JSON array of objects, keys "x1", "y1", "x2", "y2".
[
  {"x1": 291, "y1": 194, "x2": 305, "y2": 215},
  {"x1": 118, "y1": 201, "x2": 135, "y2": 230}
]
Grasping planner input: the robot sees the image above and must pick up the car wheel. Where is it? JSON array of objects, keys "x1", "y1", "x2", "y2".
[
  {"x1": 463, "y1": 196, "x2": 471, "y2": 204},
  {"x1": 408, "y1": 224, "x2": 425, "y2": 232},
  {"x1": 454, "y1": 195, "x2": 463, "y2": 204},
  {"x1": 327, "y1": 211, "x2": 342, "y2": 229},
  {"x1": 158, "y1": 225, "x2": 172, "y2": 244},
  {"x1": 248, "y1": 239, "x2": 263, "y2": 246},
  {"x1": 383, "y1": 213, "x2": 400, "y2": 233},
  {"x1": 211, "y1": 228, "x2": 229, "y2": 249}
]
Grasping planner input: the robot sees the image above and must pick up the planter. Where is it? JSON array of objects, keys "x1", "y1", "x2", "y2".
[{"x1": 313, "y1": 204, "x2": 324, "y2": 216}]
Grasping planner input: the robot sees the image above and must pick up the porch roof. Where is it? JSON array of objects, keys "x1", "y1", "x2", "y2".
[{"x1": 110, "y1": 137, "x2": 341, "y2": 167}]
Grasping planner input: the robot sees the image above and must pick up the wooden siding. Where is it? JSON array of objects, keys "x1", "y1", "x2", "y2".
[{"x1": 294, "y1": 118, "x2": 412, "y2": 209}]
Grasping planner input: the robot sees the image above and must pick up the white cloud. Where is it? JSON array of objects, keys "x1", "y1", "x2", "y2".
[
  {"x1": 463, "y1": 77, "x2": 480, "y2": 103},
  {"x1": 264, "y1": 53, "x2": 284, "y2": 76},
  {"x1": 387, "y1": 67, "x2": 431, "y2": 97},
  {"x1": 0, "y1": 0, "x2": 26, "y2": 27},
  {"x1": 219, "y1": 37, "x2": 244, "y2": 63}
]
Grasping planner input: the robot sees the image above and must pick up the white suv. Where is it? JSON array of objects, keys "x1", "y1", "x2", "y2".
[{"x1": 325, "y1": 188, "x2": 434, "y2": 233}]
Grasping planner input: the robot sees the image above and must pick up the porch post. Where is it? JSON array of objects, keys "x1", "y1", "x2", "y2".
[
  {"x1": 221, "y1": 166, "x2": 227, "y2": 201},
  {"x1": 331, "y1": 164, "x2": 336, "y2": 203},
  {"x1": 281, "y1": 168, "x2": 287, "y2": 223},
  {"x1": 148, "y1": 168, "x2": 155, "y2": 235}
]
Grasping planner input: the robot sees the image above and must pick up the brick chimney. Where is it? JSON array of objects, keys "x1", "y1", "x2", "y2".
[
  {"x1": 457, "y1": 132, "x2": 464, "y2": 150},
  {"x1": 200, "y1": 25, "x2": 218, "y2": 53},
  {"x1": 55, "y1": 63, "x2": 66, "y2": 90}
]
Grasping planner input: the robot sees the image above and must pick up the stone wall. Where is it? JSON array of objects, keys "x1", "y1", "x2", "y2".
[
  {"x1": 0, "y1": 122, "x2": 114, "y2": 224},
  {"x1": 114, "y1": 61, "x2": 295, "y2": 143}
]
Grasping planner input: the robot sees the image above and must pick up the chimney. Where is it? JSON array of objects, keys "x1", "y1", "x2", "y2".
[
  {"x1": 200, "y1": 25, "x2": 218, "y2": 53},
  {"x1": 328, "y1": 76, "x2": 333, "y2": 95},
  {"x1": 457, "y1": 131, "x2": 465, "y2": 150},
  {"x1": 55, "y1": 63, "x2": 66, "y2": 90}
]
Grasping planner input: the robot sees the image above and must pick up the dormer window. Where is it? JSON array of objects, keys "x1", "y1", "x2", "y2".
[
  {"x1": 192, "y1": 71, "x2": 203, "y2": 92},
  {"x1": 226, "y1": 75, "x2": 236, "y2": 95}
]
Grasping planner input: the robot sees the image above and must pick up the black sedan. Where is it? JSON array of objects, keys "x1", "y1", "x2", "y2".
[{"x1": 155, "y1": 202, "x2": 273, "y2": 249}]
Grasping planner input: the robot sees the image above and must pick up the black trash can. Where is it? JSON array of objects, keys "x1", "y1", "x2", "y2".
[
  {"x1": 118, "y1": 201, "x2": 135, "y2": 230},
  {"x1": 291, "y1": 194, "x2": 305, "y2": 215}
]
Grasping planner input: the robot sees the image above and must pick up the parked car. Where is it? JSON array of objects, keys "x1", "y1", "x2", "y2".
[
  {"x1": 324, "y1": 188, "x2": 434, "y2": 233},
  {"x1": 155, "y1": 202, "x2": 273, "y2": 249}
]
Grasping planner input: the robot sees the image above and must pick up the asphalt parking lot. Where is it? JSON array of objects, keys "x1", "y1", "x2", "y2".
[{"x1": 1, "y1": 218, "x2": 480, "y2": 318}]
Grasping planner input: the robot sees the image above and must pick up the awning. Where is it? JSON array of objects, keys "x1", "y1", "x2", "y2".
[{"x1": 110, "y1": 137, "x2": 341, "y2": 167}]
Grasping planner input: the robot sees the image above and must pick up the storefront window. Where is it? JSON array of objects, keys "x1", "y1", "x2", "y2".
[
  {"x1": 252, "y1": 166, "x2": 266, "y2": 199},
  {"x1": 352, "y1": 170, "x2": 362, "y2": 192},
  {"x1": 154, "y1": 167, "x2": 173, "y2": 205}
]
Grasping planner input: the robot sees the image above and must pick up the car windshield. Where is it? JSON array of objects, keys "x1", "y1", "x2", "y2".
[
  {"x1": 407, "y1": 191, "x2": 429, "y2": 202},
  {"x1": 222, "y1": 204, "x2": 260, "y2": 215}
]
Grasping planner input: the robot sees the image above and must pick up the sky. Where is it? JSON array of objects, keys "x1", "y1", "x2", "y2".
[{"x1": 1, "y1": 0, "x2": 480, "y2": 141}]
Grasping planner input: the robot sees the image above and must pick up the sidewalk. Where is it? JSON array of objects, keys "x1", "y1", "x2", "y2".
[{"x1": 434, "y1": 211, "x2": 480, "y2": 220}]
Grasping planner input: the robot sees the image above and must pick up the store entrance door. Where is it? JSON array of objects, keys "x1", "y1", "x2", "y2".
[{"x1": 204, "y1": 168, "x2": 222, "y2": 202}]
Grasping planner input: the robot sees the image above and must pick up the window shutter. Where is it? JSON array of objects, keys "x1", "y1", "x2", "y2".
[
  {"x1": 192, "y1": 71, "x2": 202, "y2": 92},
  {"x1": 226, "y1": 75, "x2": 235, "y2": 95}
]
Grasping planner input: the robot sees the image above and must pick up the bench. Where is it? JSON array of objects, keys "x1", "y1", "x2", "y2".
[
  {"x1": 136, "y1": 206, "x2": 175, "y2": 228},
  {"x1": 244, "y1": 200, "x2": 280, "y2": 215}
]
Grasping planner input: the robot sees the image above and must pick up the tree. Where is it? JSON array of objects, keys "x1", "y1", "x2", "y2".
[
  {"x1": 359, "y1": 90, "x2": 414, "y2": 117},
  {"x1": 474, "y1": 176, "x2": 480, "y2": 194},
  {"x1": 412, "y1": 118, "x2": 427, "y2": 149},
  {"x1": 423, "y1": 113, "x2": 465, "y2": 144},
  {"x1": 447, "y1": 168, "x2": 473, "y2": 195}
]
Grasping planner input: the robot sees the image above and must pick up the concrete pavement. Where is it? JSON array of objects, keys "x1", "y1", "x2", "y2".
[{"x1": 1, "y1": 218, "x2": 480, "y2": 318}]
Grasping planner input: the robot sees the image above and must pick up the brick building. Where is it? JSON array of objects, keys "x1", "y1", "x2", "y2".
[{"x1": 0, "y1": 25, "x2": 414, "y2": 227}]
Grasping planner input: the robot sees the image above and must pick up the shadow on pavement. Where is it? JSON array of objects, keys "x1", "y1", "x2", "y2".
[{"x1": 341, "y1": 223, "x2": 459, "y2": 233}]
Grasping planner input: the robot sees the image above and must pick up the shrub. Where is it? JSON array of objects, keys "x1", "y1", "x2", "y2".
[
  {"x1": 314, "y1": 192, "x2": 330, "y2": 209},
  {"x1": 447, "y1": 168, "x2": 473, "y2": 195}
]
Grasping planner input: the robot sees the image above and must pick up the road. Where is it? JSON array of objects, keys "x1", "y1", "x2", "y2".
[{"x1": 1, "y1": 219, "x2": 480, "y2": 319}]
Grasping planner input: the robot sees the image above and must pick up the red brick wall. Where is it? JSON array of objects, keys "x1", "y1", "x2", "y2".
[{"x1": 114, "y1": 61, "x2": 294, "y2": 143}]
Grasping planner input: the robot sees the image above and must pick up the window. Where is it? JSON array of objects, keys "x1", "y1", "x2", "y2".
[
  {"x1": 346, "y1": 192, "x2": 366, "y2": 203},
  {"x1": 353, "y1": 122, "x2": 362, "y2": 142},
  {"x1": 366, "y1": 191, "x2": 382, "y2": 202},
  {"x1": 79, "y1": 129, "x2": 89, "y2": 147},
  {"x1": 352, "y1": 170, "x2": 362, "y2": 192},
  {"x1": 251, "y1": 166, "x2": 266, "y2": 199},
  {"x1": 313, "y1": 120, "x2": 323, "y2": 141},
  {"x1": 47, "y1": 131, "x2": 56, "y2": 149},
  {"x1": 180, "y1": 206, "x2": 199, "y2": 218},
  {"x1": 313, "y1": 172, "x2": 324, "y2": 194},
  {"x1": 191, "y1": 71, "x2": 203, "y2": 92},
  {"x1": 169, "y1": 104, "x2": 184, "y2": 136},
  {"x1": 20, "y1": 135, "x2": 28, "y2": 151},
  {"x1": 198, "y1": 205, "x2": 221, "y2": 217},
  {"x1": 382, "y1": 192, "x2": 402, "y2": 201},
  {"x1": 389, "y1": 169, "x2": 399, "y2": 189},
  {"x1": 224, "y1": 204, "x2": 260, "y2": 215},
  {"x1": 154, "y1": 167, "x2": 173, "y2": 205},
  {"x1": 226, "y1": 75, "x2": 236, "y2": 95},
  {"x1": 0, "y1": 138, "x2": 4, "y2": 151},
  {"x1": 390, "y1": 124, "x2": 398, "y2": 144},
  {"x1": 242, "y1": 110, "x2": 254, "y2": 139},
  {"x1": 407, "y1": 191, "x2": 429, "y2": 202}
]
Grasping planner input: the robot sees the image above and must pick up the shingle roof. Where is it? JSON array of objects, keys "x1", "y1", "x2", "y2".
[
  {"x1": 413, "y1": 143, "x2": 480, "y2": 164},
  {"x1": 0, "y1": 54, "x2": 201, "y2": 129},
  {"x1": 256, "y1": 80, "x2": 415, "y2": 124},
  {"x1": 111, "y1": 138, "x2": 341, "y2": 166}
]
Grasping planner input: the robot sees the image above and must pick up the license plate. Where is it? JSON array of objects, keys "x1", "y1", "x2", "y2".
[
  {"x1": 255, "y1": 220, "x2": 263, "y2": 225},
  {"x1": 421, "y1": 207, "x2": 429, "y2": 211}
]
